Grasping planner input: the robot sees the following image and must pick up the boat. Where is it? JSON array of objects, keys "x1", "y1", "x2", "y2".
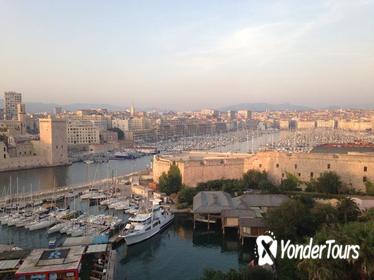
[
  {"x1": 29, "y1": 217, "x2": 56, "y2": 231},
  {"x1": 84, "y1": 160, "x2": 94, "y2": 164},
  {"x1": 114, "y1": 151, "x2": 140, "y2": 160},
  {"x1": 47, "y1": 223, "x2": 66, "y2": 234},
  {"x1": 119, "y1": 205, "x2": 174, "y2": 245}
]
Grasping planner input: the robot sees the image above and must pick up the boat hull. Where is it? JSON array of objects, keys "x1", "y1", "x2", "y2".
[{"x1": 122, "y1": 215, "x2": 174, "y2": 245}]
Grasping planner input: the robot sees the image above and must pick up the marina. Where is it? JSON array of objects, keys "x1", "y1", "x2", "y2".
[{"x1": 1, "y1": 129, "x2": 373, "y2": 279}]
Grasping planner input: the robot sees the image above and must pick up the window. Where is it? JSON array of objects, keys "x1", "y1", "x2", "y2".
[
  {"x1": 310, "y1": 172, "x2": 314, "y2": 178},
  {"x1": 259, "y1": 164, "x2": 262, "y2": 168},
  {"x1": 298, "y1": 173, "x2": 301, "y2": 177},
  {"x1": 363, "y1": 176, "x2": 367, "y2": 182},
  {"x1": 281, "y1": 173, "x2": 284, "y2": 178},
  {"x1": 327, "y1": 164, "x2": 331, "y2": 169},
  {"x1": 294, "y1": 164, "x2": 297, "y2": 169},
  {"x1": 364, "y1": 166, "x2": 368, "y2": 172},
  {"x1": 276, "y1": 163, "x2": 279, "y2": 168}
]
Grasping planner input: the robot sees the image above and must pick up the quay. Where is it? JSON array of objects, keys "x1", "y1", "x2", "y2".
[{"x1": 0, "y1": 169, "x2": 149, "y2": 206}]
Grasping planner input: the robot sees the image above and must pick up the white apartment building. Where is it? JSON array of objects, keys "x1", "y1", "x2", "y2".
[{"x1": 67, "y1": 119, "x2": 100, "y2": 145}]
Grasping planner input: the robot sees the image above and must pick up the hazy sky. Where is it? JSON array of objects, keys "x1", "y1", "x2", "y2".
[{"x1": 0, "y1": 0, "x2": 373, "y2": 110}]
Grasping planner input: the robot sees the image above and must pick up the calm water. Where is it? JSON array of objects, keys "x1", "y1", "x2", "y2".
[
  {"x1": 0, "y1": 156, "x2": 152, "y2": 195},
  {"x1": 118, "y1": 215, "x2": 254, "y2": 280}
]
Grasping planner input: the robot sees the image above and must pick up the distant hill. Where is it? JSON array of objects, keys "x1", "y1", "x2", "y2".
[
  {"x1": 218, "y1": 103, "x2": 312, "y2": 112},
  {"x1": 0, "y1": 100, "x2": 126, "y2": 113}
]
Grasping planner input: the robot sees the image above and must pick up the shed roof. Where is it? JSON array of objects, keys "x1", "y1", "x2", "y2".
[
  {"x1": 86, "y1": 244, "x2": 108, "y2": 254},
  {"x1": 239, "y1": 218, "x2": 266, "y2": 228},
  {"x1": 233, "y1": 194, "x2": 289, "y2": 209},
  {"x1": 221, "y1": 209, "x2": 258, "y2": 219},
  {"x1": 0, "y1": 259, "x2": 20, "y2": 271},
  {"x1": 193, "y1": 191, "x2": 234, "y2": 214}
]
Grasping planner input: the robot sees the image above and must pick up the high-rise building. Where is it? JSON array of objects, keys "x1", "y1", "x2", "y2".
[{"x1": 4, "y1": 91, "x2": 22, "y2": 120}]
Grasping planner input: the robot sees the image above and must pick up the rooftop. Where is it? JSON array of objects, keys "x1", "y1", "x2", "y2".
[
  {"x1": 193, "y1": 191, "x2": 234, "y2": 214},
  {"x1": 233, "y1": 194, "x2": 289, "y2": 209},
  {"x1": 16, "y1": 246, "x2": 85, "y2": 275}
]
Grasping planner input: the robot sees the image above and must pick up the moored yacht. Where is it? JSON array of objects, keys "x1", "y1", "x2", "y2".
[{"x1": 119, "y1": 205, "x2": 174, "y2": 245}]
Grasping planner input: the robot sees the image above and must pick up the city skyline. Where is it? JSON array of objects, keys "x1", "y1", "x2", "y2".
[{"x1": 1, "y1": 0, "x2": 374, "y2": 110}]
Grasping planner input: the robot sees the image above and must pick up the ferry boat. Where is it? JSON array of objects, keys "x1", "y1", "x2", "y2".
[{"x1": 119, "y1": 205, "x2": 174, "y2": 245}]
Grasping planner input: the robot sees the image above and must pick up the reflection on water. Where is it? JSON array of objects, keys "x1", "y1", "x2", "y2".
[
  {"x1": 118, "y1": 215, "x2": 254, "y2": 280},
  {"x1": 0, "y1": 156, "x2": 152, "y2": 194}
]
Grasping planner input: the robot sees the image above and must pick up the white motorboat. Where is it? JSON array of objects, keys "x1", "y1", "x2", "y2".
[
  {"x1": 47, "y1": 223, "x2": 65, "y2": 234},
  {"x1": 119, "y1": 205, "x2": 174, "y2": 245},
  {"x1": 16, "y1": 216, "x2": 35, "y2": 228},
  {"x1": 29, "y1": 218, "x2": 56, "y2": 231}
]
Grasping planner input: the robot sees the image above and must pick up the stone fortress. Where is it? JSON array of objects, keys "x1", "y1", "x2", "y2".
[
  {"x1": 0, "y1": 117, "x2": 69, "y2": 172},
  {"x1": 153, "y1": 151, "x2": 374, "y2": 191}
]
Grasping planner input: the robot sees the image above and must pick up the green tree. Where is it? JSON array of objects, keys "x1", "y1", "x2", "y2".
[
  {"x1": 299, "y1": 221, "x2": 374, "y2": 279},
  {"x1": 336, "y1": 197, "x2": 360, "y2": 224},
  {"x1": 315, "y1": 171, "x2": 343, "y2": 194},
  {"x1": 279, "y1": 173, "x2": 299, "y2": 192},
  {"x1": 365, "y1": 180, "x2": 374, "y2": 195},
  {"x1": 242, "y1": 170, "x2": 268, "y2": 189},
  {"x1": 158, "y1": 163, "x2": 182, "y2": 195},
  {"x1": 311, "y1": 203, "x2": 338, "y2": 228},
  {"x1": 178, "y1": 186, "x2": 197, "y2": 206},
  {"x1": 258, "y1": 179, "x2": 277, "y2": 193},
  {"x1": 108, "y1": 127, "x2": 124, "y2": 140},
  {"x1": 266, "y1": 199, "x2": 316, "y2": 242}
]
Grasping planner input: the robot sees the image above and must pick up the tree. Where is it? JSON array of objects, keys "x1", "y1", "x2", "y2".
[
  {"x1": 158, "y1": 163, "x2": 182, "y2": 195},
  {"x1": 266, "y1": 199, "x2": 316, "y2": 242},
  {"x1": 365, "y1": 180, "x2": 374, "y2": 195},
  {"x1": 178, "y1": 186, "x2": 197, "y2": 206},
  {"x1": 108, "y1": 127, "x2": 124, "y2": 140},
  {"x1": 299, "y1": 221, "x2": 374, "y2": 279},
  {"x1": 258, "y1": 179, "x2": 277, "y2": 193},
  {"x1": 315, "y1": 171, "x2": 343, "y2": 194},
  {"x1": 242, "y1": 170, "x2": 268, "y2": 189},
  {"x1": 336, "y1": 197, "x2": 360, "y2": 224},
  {"x1": 279, "y1": 173, "x2": 299, "y2": 192},
  {"x1": 311, "y1": 203, "x2": 338, "y2": 228}
]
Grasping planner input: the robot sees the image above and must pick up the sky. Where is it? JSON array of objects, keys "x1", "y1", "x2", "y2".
[{"x1": 0, "y1": 0, "x2": 373, "y2": 110}]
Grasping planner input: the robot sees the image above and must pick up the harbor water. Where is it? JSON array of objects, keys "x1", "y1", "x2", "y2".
[{"x1": 0, "y1": 156, "x2": 153, "y2": 195}]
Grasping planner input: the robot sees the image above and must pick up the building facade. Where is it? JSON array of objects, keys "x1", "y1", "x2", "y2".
[
  {"x1": 153, "y1": 151, "x2": 374, "y2": 191},
  {"x1": 67, "y1": 119, "x2": 100, "y2": 145},
  {"x1": 4, "y1": 91, "x2": 22, "y2": 120}
]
